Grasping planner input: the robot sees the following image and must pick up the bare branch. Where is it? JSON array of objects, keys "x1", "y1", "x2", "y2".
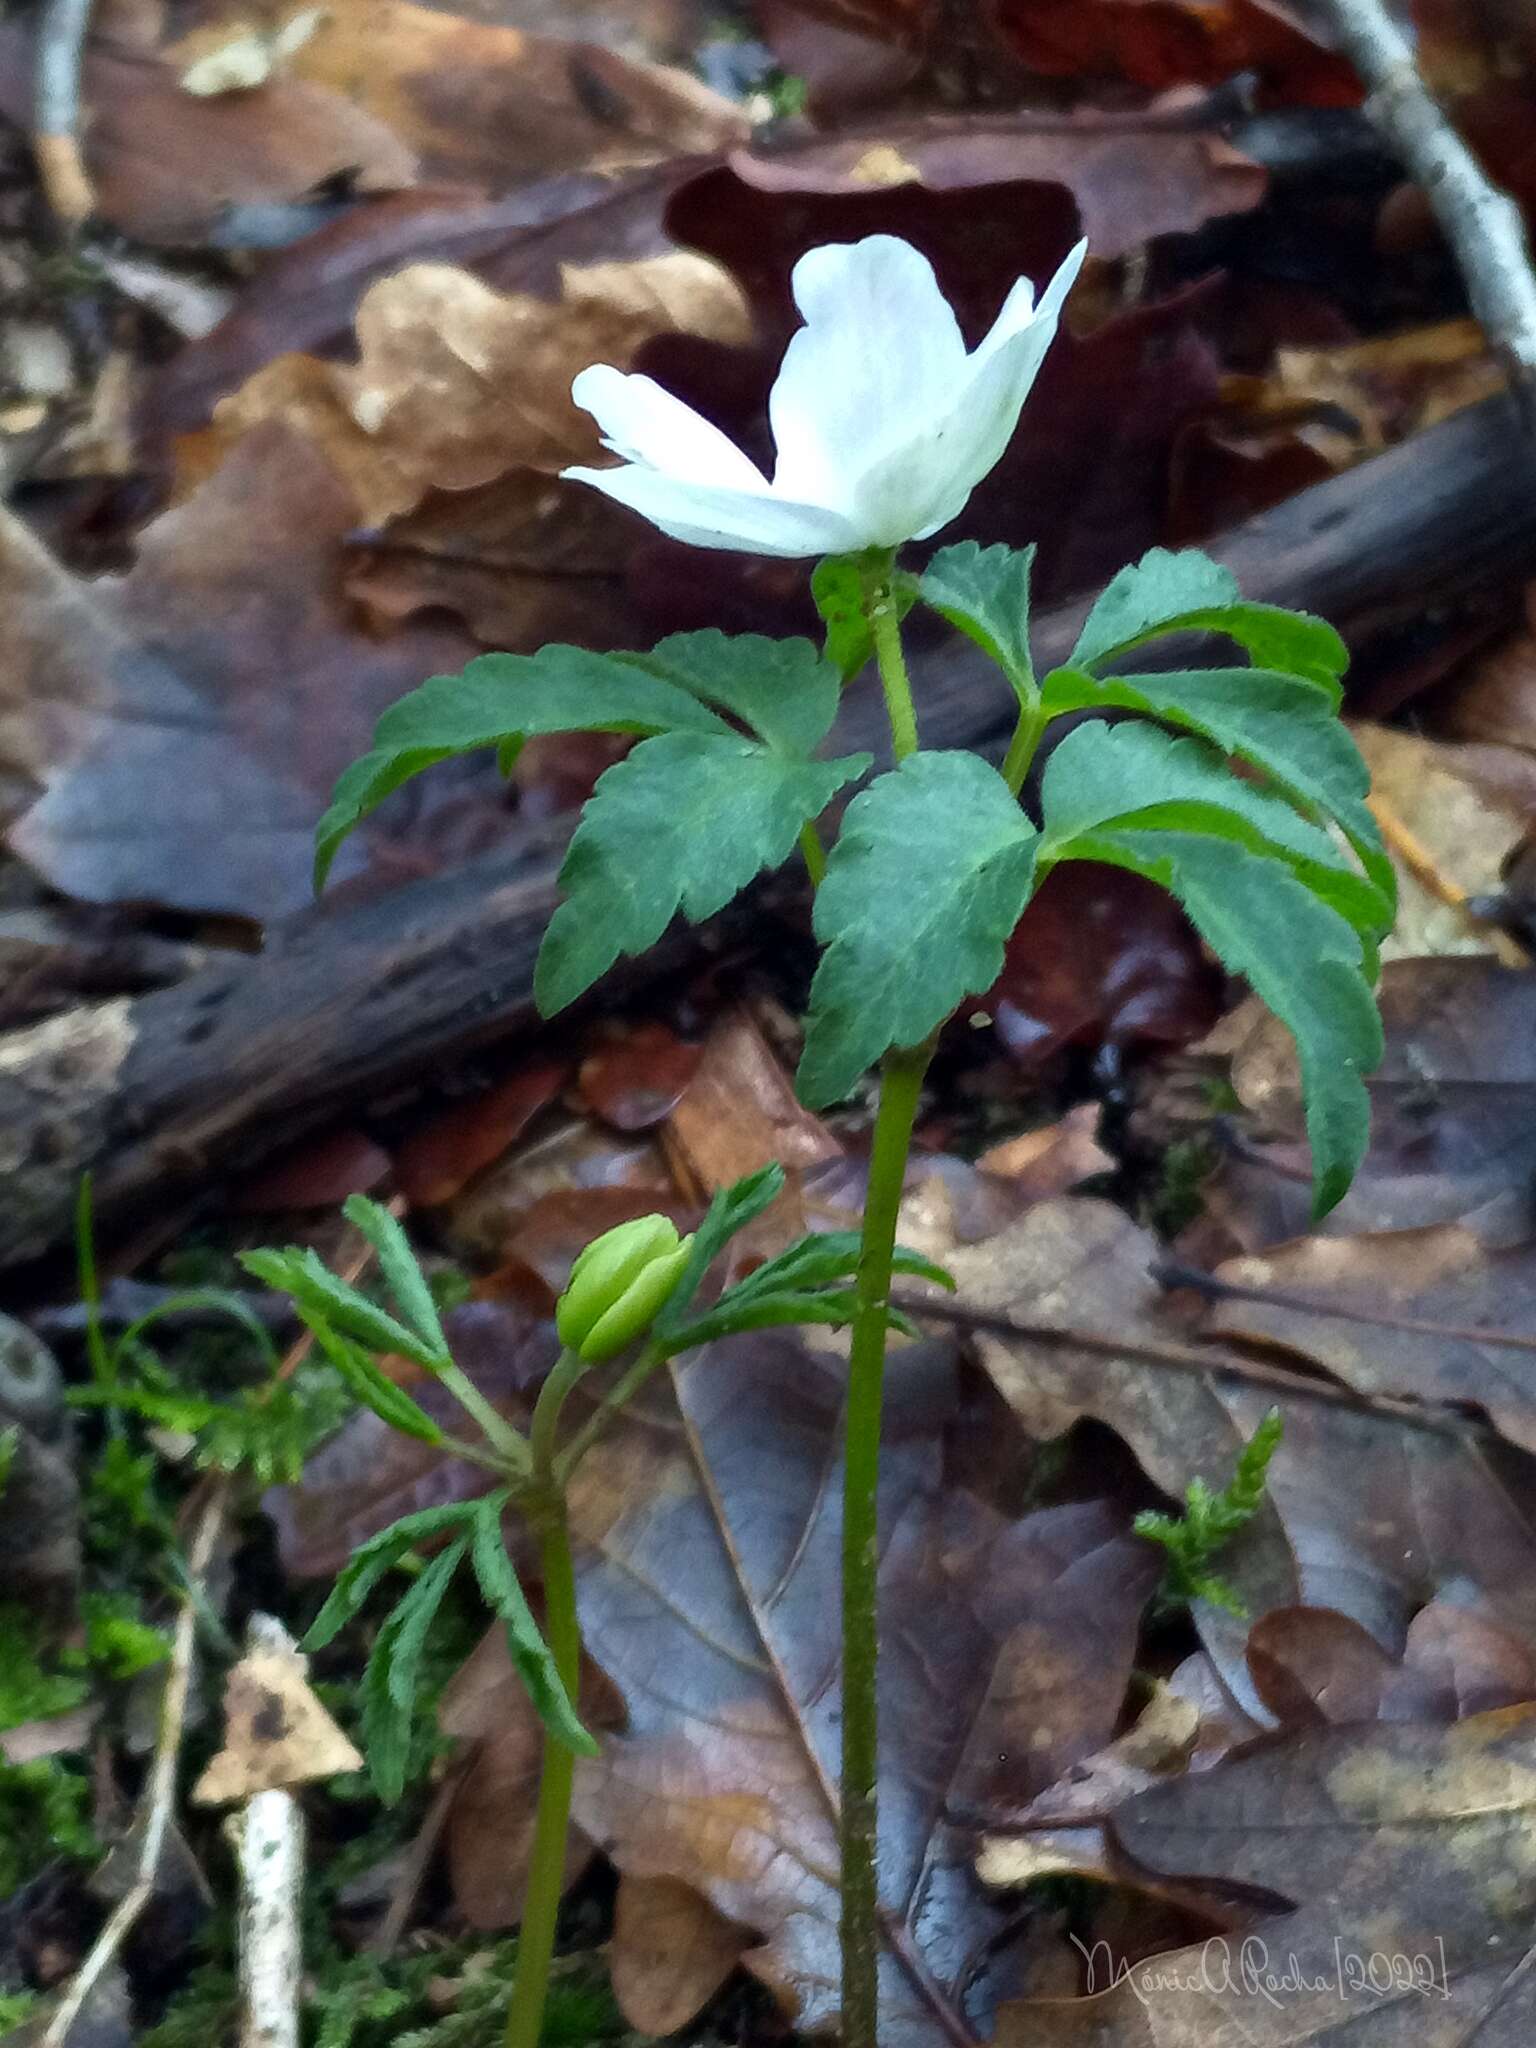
[
  {"x1": 1322, "y1": 0, "x2": 1536, "y2": 420},
  {"x1": 33, "y1": 0, "x2": 95, "y2": 227}
]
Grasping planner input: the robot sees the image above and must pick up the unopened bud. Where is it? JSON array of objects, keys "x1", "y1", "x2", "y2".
[{"x1": 556, "y1": 1215, "x2": 692, "y2": 1363}]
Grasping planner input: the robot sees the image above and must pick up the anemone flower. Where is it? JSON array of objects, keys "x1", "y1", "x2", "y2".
[{"x1": 562, "y1": 233, "x2": 1086, "y2": 559}]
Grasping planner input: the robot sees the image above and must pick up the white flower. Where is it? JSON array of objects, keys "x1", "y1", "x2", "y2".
[{"x1": 562, "y1": 233, "x2": 1086, "y2": 559}]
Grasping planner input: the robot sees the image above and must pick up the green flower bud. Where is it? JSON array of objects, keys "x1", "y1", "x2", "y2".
[{"x1": 556, "y1": 1215, "x2": 693, "y2": 1363}]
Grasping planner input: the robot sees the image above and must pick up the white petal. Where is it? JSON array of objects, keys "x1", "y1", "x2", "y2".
[
  {"x1": 561, "y1": 461, "x2": 863, "y2": 558},
  {"x1": 767, "y1": 236, "x2": 968, "y2": 513},
  {"x1": 847, "y1": 239, "x2": 1087, "y2": 544},
  {"x1": 571, "y1": 364, "x2": 768, "y2": 491}
]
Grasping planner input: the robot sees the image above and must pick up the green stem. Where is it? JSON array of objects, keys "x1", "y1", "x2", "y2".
[
  {"x1": 841, "y1": 1041, "x2": 931, "y2": 2048},
  {"x1": 863, "y1": 555, "x2": 919, "y2": 762},
  {"x1": 553, "y1": 1340, "x2": 663, "y2": 1489},
  {"x1": 435, "y1": 1356, "x2": 531, "y2": 1477},
  {"x1": 529, "y1": 1348, "x2": 586, "y2": 1478},
  {"x1": 504, "y1": 1497, "x2": 581, "y2": 2048},
  {"x1": 798, "y1": 818, "x2": 829, "y2": 888},
  {"x1": 999, "y1": 699, "x2": 1046, "y2": 799}
]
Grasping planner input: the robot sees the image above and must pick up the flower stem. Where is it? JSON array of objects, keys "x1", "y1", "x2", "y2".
[
  {"x1": 504, "y1": 1494, "x2": 581, "y2": 2048},
  {"x1": 863, "y1": 556, "x2": 919, "y2": 762},
  {"x1": 1000, "y1": 700, "x2": 1047, "y2": 799},
  {"x1": 841, "y1": 1040, "x2": 930, "y2": 2048}
]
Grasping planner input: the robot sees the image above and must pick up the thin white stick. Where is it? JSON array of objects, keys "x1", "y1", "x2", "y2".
[
  {"x1": 44, "y1": 1482, "x2": 229, "y2": 2048},
  {"x1": 232, "y1": 1784, "x2": 305, "y2": 2048},
  {"x1": 1323, "y1": 0, "x2": 1536, "y2": 416}
]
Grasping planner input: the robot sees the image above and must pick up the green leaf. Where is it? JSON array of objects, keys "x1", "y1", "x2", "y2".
[
  {"x1": 798, "y1": 753, "x2": 1037, "y2": 1108},
  {"x1": 1040, "y1": 735, "x2": 1381, "y2": 1214},
  {"x1": 636, "y1": 631, "x2": 843, "y2": 757},
  {"x1": 1038, "y1": 720, "x2": 1391, "y2": 948},
  {"x1": 1070, "y1": 547, "x2": 1348, "y2": 687},
  {"x1": 303, "y1": 1502, "x2": 476, "y2": 1652},
  {"x1": 535, "y1": 732, "x2": 869, "y2": 1016},
  {"x1": 342, "y1": 1197, "x2": 447, "y2": 1362},
  {"x1": 1041, "y1": 663, "x2": 1391, "y2": 898},
  {"x1": 725, "y1": 1232, "x2": 955, "y2": 1304},
  {"x1": 918, "y1": 541, "x2": 1036, "y2": 701},
  {"x1": 304, "y1": 1316, "x2": 449, "y2": 1447},
  {"x1": 314, "y1": 645, "x2": 734, "y2": 886},
  {"x1": 239, "y1": 1246, "x2": 439, "y2": 1369},
  {"x1": 653, "y1": 1164, "x2": 786, "y2": 1341},
  {"x1": 363, "y1": 1535, "x2": 469, "y2": 1804},
  {"x1": 811, "y1": 559, "x2": 917, "y2": 681},
  {"x1": 468, "y1": 1499, "x2": 596, "y2": 1756}
]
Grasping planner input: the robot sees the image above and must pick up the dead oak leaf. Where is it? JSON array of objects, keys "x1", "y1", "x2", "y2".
[
  {"x1": 176, "y1": 252, "x2": 751, "y2": 529},
  {"x1": 1000, "y1": 1706, "x2": 1536, "y2": 2046},
  {"x1": 0, "y1": 424, "x2": 479, "y2": 918}
]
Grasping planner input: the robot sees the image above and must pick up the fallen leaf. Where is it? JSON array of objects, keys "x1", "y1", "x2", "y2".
[
  {"x1": 1247, "y1": 1597, "x2": 1536, "y2": 1728},
  {"x1": 976, "y1": 1103, "x2": 1116, "y2": 1203},
  {"x1": 560, "y1": 1332, "x2": 1159, "y2": 2042},
  {"x1": 0, "y1": 427, "x2": 481, "y2": 919},
  {"x1": 192, "y1": 1613, "x2": 362, "y2": 1803},
  {"x1": 0, "y1": 24, "x2": 415, "y2": 243},
  {"x1": 660, "y1": 1004, "x2": 843, "y2": 1199},
  {"x1": 609, "y1": 1875, "x2": 749, "y2": 2035},
  {"x1": 280, "y1": 0, "x2": 748, "y2": 187},
  {"x1": 576, "y1": 1022, "x2": 704, "y2": 1132},
  {"x1": 396, "y1": 1058, "x2": 569, "y2": 1207},
  {"x1": 1000, "y1": 1706, "x2": 1536, "y2": 2045},
  {"x1": 175, "y1": 251, "x2": 751, "y2": 528}
]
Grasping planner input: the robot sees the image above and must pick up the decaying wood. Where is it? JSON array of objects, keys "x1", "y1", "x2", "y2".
[{"x1": 4, "y1": 392, "x2": 1536, "y2": 1269}]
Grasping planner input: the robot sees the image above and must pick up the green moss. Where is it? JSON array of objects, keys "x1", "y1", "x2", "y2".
[{"x1": 0, "y1": 1758, "x2": 97, "y2": 1896}]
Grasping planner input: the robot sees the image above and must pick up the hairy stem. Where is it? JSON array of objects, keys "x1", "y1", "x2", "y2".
[
  {"x1": 554, "y1": 1340, "x2": 663, "y2": 1488},
  {"x1": 503, "y1": 1497, "x2": 581, "y2": 2048},
  {"x1": 863, "y1": 555, "x2": 919, "y2": 762},
  {"x1": 841, "y1": 1041, "x2": 930, "y2": 2048}
]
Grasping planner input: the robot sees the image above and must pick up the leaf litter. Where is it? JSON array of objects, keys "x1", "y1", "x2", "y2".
[{"x1": 10, "y1": 1, "x2": 1536, "y2": 2043}]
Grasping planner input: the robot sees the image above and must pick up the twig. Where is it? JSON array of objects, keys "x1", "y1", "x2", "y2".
[
  {"x1": 33, "y1": 0, "x2": 96, "y2": 229},
  {"x1": 1153, "y1": 1256, "x2": 1536, "y2": 1356},
  {"x1": 1321, "y1": 0, "x2": 1536, "y2": 423},
  {"x1": 44, "y1": 1479, "x2": 230, "y2": 2048},
  {"x1": 892, "y1": 1290, "x2": 1484, "y2": 1441},
  {"x1": 364, "y1": 1763, "x2": 465, "y2": 1958},
  {"x1": 230, "y1": 1620, "x2": 306, "y2": 2048}
]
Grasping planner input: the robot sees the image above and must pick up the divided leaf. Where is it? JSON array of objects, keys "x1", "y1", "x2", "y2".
[
  {"x1": 1041, "y1": 663, "x2": 1391, "y2": 896},
  {"x1": 654, "y1": 1164, "x2": 786, "y2": 1342},
  {"x1": 363, "y1": 1534, "x2": 470, "y2": 1804},
  {"x1": 918, "y1": 541, "x2": 1036, "y2": 701},
  {"x1": 314, "y1": 643, "x2": 735, "y2": 885},
  {"x1": 1039, "y1": 723, "x2": 1384, "y2": 1214},
  {"x1": 469, "y1": 1498, "x2": 595, "y2": 1756},
  {"x1": 239, "y1": 1245, "x2": 439, "y2": 1370},
  {"x1": 799, "y1": 753, "x2": 1037, "y2": 1107},
  {"x1": 638, "y1": 631, "x2": 843, "y2": 757},
  {"x1": 535, "y1": 733, "x2": 869, "y2": 1016},
  {"x1": 342, "y1": 1195, "x2": 448, "y2": 1362},
  {"x1": 1070, "y1": 546, "x2": 1348, "y2": 687},
  {"x1": 303, "y1": 1501, "x2": 477, "y2": 1652}
]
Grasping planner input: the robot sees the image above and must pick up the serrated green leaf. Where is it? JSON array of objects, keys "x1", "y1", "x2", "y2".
[
  {"x1": 342, "y1": 1196, "x2": 447, "y2": 1361},
  {"x1": 239, "y1": 1247, "x2": 439, "y2": 1369},
  {"x1": 726, "y1": 1233, "x2": 955, "y2": 1304},
  {"x1": 919, "y1": 541, "x2": 1036, "y2": 701},
  {"x1": 469, "y1": 1499, "x2": 595, "y2": 1756},
  {"x1": 314, "y1": 645, "x2": 734, "y2": 887},
  {"x1": 652, "y1": 1165, "x2": 785, "y2": 1341},
  {"x1": 811, "y1": 559, "x2": 917, "y2": 681},
  {"x1": 1039, "y1": 721, "x2": 1391, "y2": 948},
  {"x1": 303, "y1": 1502, "x2": 477, "y2": 1652},
  {"x1": 535, "y1": 732, "x2": 869, "y2": 1016},
  {"x1": 1039, "y1": 751, "x2": 1381, "y2": 1213},
  {"x1": 1041, "y1": 664, "x2": 1391, "y2": 898},
  {"x1": 1070, "y1": 547, "x2": 1348, "y2": 687},
  {"x1": 304, "y1": 1315, "x2": 449, "y2": 1447},
  {"x1": 364, "y1": 1535, "x2": 469, "y2": 1804},
  {"x1": 799, "y1": 753, "x2": 1037, "y2": 1108},
  {"x1": 635, "y1": 631, "x2": 843, "y2": 757}
]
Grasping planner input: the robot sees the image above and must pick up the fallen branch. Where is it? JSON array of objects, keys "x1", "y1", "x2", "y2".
[
  {"x1": 44, "y1": 1480, "x2": 229, "y2": 2048},
  {"x1": 5, "y1": 393, "x2": 1536, "y2": 1269},
  {"x1": 32, "y1": 0, "x2": 94, "y2": 228},
  {"x1": 1322, "y1": 0, "x2": 1536, "y2": 418}
]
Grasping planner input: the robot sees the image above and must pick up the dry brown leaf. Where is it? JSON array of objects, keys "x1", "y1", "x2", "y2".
[
  {"x1": 1354, "y1": 723, "x2": 1531, "y2": 962},
  {"x1": 609, "y1": 1876, "x2": 748, "y2": 2035},
  {"x1": 660, "y1": 1004, "x2": 843, "y2": 1202},
  {"x1": 192, "y1": 1615, "x2": 361, "y2": 1803},
  {"x1": 279, "y1": 0, "x2": 747, "y2": 186},
  {"x1": 176, "y1": 252, "x2": 751, "y2": 527}
]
